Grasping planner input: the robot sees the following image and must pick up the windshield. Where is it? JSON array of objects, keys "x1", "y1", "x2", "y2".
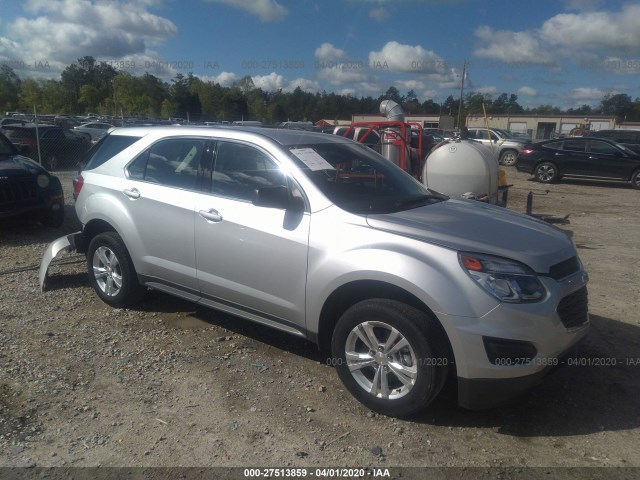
[
  {"x1": 0, "y1": 132, "x2": 18, "y2": 156},
  {"x1": 287, "y1": 142, "x2": 446, "y2": 214}
]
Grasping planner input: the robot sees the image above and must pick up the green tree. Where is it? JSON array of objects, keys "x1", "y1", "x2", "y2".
[
  {"x1": 600, "y1": 93, "x2": 633, "y2": 119},
  {"x1": 0, "y1": 65, "x2": 21, "y2": 112},
  {"x1": 60, "y1": 56, "x2": 117, "y2": 113}
]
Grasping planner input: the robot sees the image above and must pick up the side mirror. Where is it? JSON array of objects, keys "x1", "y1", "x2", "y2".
[{"x1": 252, "y1": 185, "x2": 304, "y2": 211}]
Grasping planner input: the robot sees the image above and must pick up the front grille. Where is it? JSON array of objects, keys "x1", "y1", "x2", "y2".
[
  {"x1": 0, "y1": 176, "x2": 38, "y2": 211},
  {"x1": 548, "y1": 256, "x2": 581, "y2": 279},
  {"x1": 557, "y1": 286, "x2": 589, "y2": 329}
]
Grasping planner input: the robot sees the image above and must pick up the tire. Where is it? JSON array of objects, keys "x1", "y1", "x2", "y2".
[
  {"x1": 87, "y1": 232, "x2": 146, "y2": 308},
  {"x1": 331, "y1": 299, "x2": 448, "y2": 417},
  {"x1": 534, "y1": 162, "x2": 559, "y2": 183},
  {"x1": 45, "y1": 155, "x2": 58, "y2": 171},
  {"x1": 499, "y1": 150, "x2": 517, "y2": 166},
  {"x1": 631, "y1": 170, "x2": 640, "y2": 190}
]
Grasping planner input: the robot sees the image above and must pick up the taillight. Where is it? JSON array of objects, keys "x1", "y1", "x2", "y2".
[
  {"x1": 520, "y1": 148, "x2": 534, "y2": 155},
  {"x1": 72, "y1": 174, "x2": 84, "y2": 200}
]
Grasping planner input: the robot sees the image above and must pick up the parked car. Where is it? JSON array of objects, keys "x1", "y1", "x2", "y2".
[
  {"x1": 587, "y1": 129, "x2": 640, "y2": 154},
  {"x1": 0, "y1": 130, "x2": 64, "y2": 227},
  {"x1": 516, "y1": 137, "x2": 640, "y2": 189},
  {"x1": 74, "y1": 122, "x2": 114, "y2": 143},
  {"x1": 40, "y1": 126, "x2": 589, "y2": 417},
  {"x1": 0, "y1": 117, "x2": 29, "y2": 127},
  {"x1": 466, "y1": 128, "x2": 528, "y2": 166},
  {"x1": 1, "y1": 124, "x2": 91, "y2": 170}
]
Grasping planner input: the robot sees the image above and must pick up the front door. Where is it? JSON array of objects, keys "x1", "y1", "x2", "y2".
[{"x1": 195, "y1": 140, "x2": 310, "y2": 330}]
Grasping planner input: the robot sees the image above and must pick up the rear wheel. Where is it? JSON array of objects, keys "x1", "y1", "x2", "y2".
[
  {"x1": 534, "y1": 162, "x2": 558, "y2": 183},
  {"x1": 499, "y1": 150, "x2": 517, "y2": 166},
  {"x1": 631, "y1": 170, "x2": 640, "y2": 190},
  {"x1": 87, "y1": 232, "x2": 146, "y2": 307},
  {"x1": 331, "y1": 299, "x2": 448, "y2": 417}
]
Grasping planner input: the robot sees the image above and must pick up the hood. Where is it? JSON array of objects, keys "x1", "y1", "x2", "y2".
[
  {"x1": 366, "y1": 198, "x2": 576, "y2": 274},
  {"x1": 0, "y1": 155, "x2": 46, "y2": 175}
]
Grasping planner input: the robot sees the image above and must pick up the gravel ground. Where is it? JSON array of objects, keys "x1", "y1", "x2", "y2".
[{"x1": 0, "y1": 168, "x2": 639, "y2": 475}]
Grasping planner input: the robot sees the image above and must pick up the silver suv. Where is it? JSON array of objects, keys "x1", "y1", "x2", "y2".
[
  {"x1": 40, "y1": 126, "x2": 589, "y2": 417},
  {"x1": 467, "y1": 128, "x2": 527, "y2": 165}
]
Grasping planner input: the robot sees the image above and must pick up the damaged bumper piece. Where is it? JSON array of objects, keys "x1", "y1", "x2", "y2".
[{"x1": 39, "y1": 232, "x2": 84, "y2": 291}]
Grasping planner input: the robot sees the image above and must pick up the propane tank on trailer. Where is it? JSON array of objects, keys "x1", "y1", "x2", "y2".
[
  {"x1": 422, "y1": 139, "x2": 501, "y2": 204},
  {"x1": 379, "y1": 100, "x2": 410, "y2": 171}
]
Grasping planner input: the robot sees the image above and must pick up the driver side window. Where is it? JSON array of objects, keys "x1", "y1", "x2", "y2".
[{"x1": 212, "y1": 142, "x2": 286, "y2": 201}]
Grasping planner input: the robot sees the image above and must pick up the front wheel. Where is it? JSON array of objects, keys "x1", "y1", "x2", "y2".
[
  {"x1": 331, "y1": 299, "x2": 448, "y2": 417},
  {"x1": 534, "y1": 162, "x2": 559, "y2": 183},
  {"x1": 631, "y1": 170, "x2": 640, "y2": 190},
  {"x1": 87, "y1": 232, "x2": 146, "y2": 308}
]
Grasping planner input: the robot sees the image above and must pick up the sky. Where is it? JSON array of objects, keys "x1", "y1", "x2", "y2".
[{"x1": 1, "y1": 0, "x2": 639, "y2": 110}]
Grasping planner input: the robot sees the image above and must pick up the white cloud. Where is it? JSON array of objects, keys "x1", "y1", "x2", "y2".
[
  {"x1": 474, "y1": 4, "x2": 640, "y2": 70},
  {"x1": 6, "y1": 0, "x2": 177, "y2": 75},
  {"x1": 368, "y1": 41, "x2": 446, "y2": 73},
  {"x1": 204, "y1": 0, "x2": 288, "y2": 22},
  {"x1": 314, "y1": 43, "x2": 347, "y2": 60},
  {"x1": 338, "y1": 88, "x2": 356, "y2": 97},
  {"x1": 369, "y1": 7, "x2": 389, "y2": 22},
  {"x1": 540, "y1": 5, "x2": 640, "y2": 54},
  {"x1": 395, "y1": 80, "x2": 426, "y2": 91},
  {"x1": 517, "y1": 86, "x2": 538, "y2": 96},
  {"x1": 317, "y1": 64, "x2": 369, "y2": 86},
  {"x1": 285, "y1": 77, "x2": 321, "y2": 93},
  {"x1": 251, "y1": 72, "x2": 287, "y2": 91},
  {"x1": 209, "y1": 71, "x2": 241, "y2": 86},
  {"x1": 568, "y1": 87, "x2": 609, "y2": 101},
  {"x1": 474, "y1": 26, "x2": 556, "y2": 66},
  {"x1": 476, "y1": 86, "x2": 496, "y2": 95}
]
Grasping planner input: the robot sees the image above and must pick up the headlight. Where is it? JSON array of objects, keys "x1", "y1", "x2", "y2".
[
  {"x1": 459, "y1": 252, "x2": 546, "y2": 303},
  {"x1": 36, "y1": 174, "x2": 50, "y2": 189}
]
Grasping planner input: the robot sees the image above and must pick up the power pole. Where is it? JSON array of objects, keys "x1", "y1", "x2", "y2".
[{"x1": 456, "y1": 60, "x2": 467, "y2": 129}]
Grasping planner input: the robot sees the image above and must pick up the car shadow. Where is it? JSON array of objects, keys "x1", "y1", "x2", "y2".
[
  {"x1": 123, "y1": 292, "x2": 640, "y2": 436},
  {"x1": 35, "y1": 278, "x2": 640, "y2": 437},
  {"x1": 129, "y1": 290, "x2": 322, "y2": 362},
  {"x1": 525, "y1": 177, "x2": 634, "y2": 190}
]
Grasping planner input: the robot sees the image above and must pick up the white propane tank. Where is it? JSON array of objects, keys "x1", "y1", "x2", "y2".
[{"x1": 422, "y1": 139, "x2": 500, "y2": 204}]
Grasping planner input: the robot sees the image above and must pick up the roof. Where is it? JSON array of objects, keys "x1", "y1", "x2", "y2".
[{"x1": 108, "y1": 125, "x2": 350, "y2": 147}]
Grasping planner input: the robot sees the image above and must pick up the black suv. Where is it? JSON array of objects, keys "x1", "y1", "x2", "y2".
[
  {"x1": 0, "y1": 130, "x2": 64, "y2": 227},
  {"x1": 1, "y1": 124, "x2": 90, "y2": 170},
  {"x1": 588, "y1": 129, "x2": 640, "y2": 154}
]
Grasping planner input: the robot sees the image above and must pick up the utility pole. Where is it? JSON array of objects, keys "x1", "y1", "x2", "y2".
[{"x1": 456, "y1": 60, "x2": 467, "y2": 129}]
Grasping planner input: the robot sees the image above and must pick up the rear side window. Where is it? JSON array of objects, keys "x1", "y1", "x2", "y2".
[
  {"x1": 3, "y1": 128, "x2": 33, "y2": 140},
  {"x1": 563, "y1": 140, "x2": 585, "y2": 152},
  {"x1": 128, "y1": 138, "x2": 207, "y2": 191},
  {"x1": 83, "y1": 134, "x2": 142, "y2": 170}
]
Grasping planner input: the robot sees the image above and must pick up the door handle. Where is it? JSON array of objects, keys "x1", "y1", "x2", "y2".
[
  {"x1": 123, "y1": 188, "x2": 140, "y2": 199},
  {"x1": 199, "y1": 209, "x2": 223, "y2": 222}
]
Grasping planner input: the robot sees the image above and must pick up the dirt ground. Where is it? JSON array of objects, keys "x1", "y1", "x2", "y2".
[{"x1": 1, "y1": 168, "x2": 639, "y2": 476}]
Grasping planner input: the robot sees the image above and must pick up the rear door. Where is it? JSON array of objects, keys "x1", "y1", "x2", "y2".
[
  {"x1": 557, "y1": 139, "x2": 588, "y2": 175},
  {"x1": 123, "y1": 136, "x2": 211, "y2": 292},
  {"x1": 194, "y1": 140, "x2": 310, "y2": 330}
]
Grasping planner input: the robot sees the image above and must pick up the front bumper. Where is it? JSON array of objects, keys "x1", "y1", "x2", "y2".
[
  {"x1": 39, "y1": 231, "x2": 84, "y2": 291},
  {"x1": 435, "y1": 269, "x2": 589, "y2": 408}
]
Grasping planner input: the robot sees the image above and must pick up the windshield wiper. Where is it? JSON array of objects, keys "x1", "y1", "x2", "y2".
[{"x1": 394, "y1": 194, "x2": 446, "y2": 210}]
